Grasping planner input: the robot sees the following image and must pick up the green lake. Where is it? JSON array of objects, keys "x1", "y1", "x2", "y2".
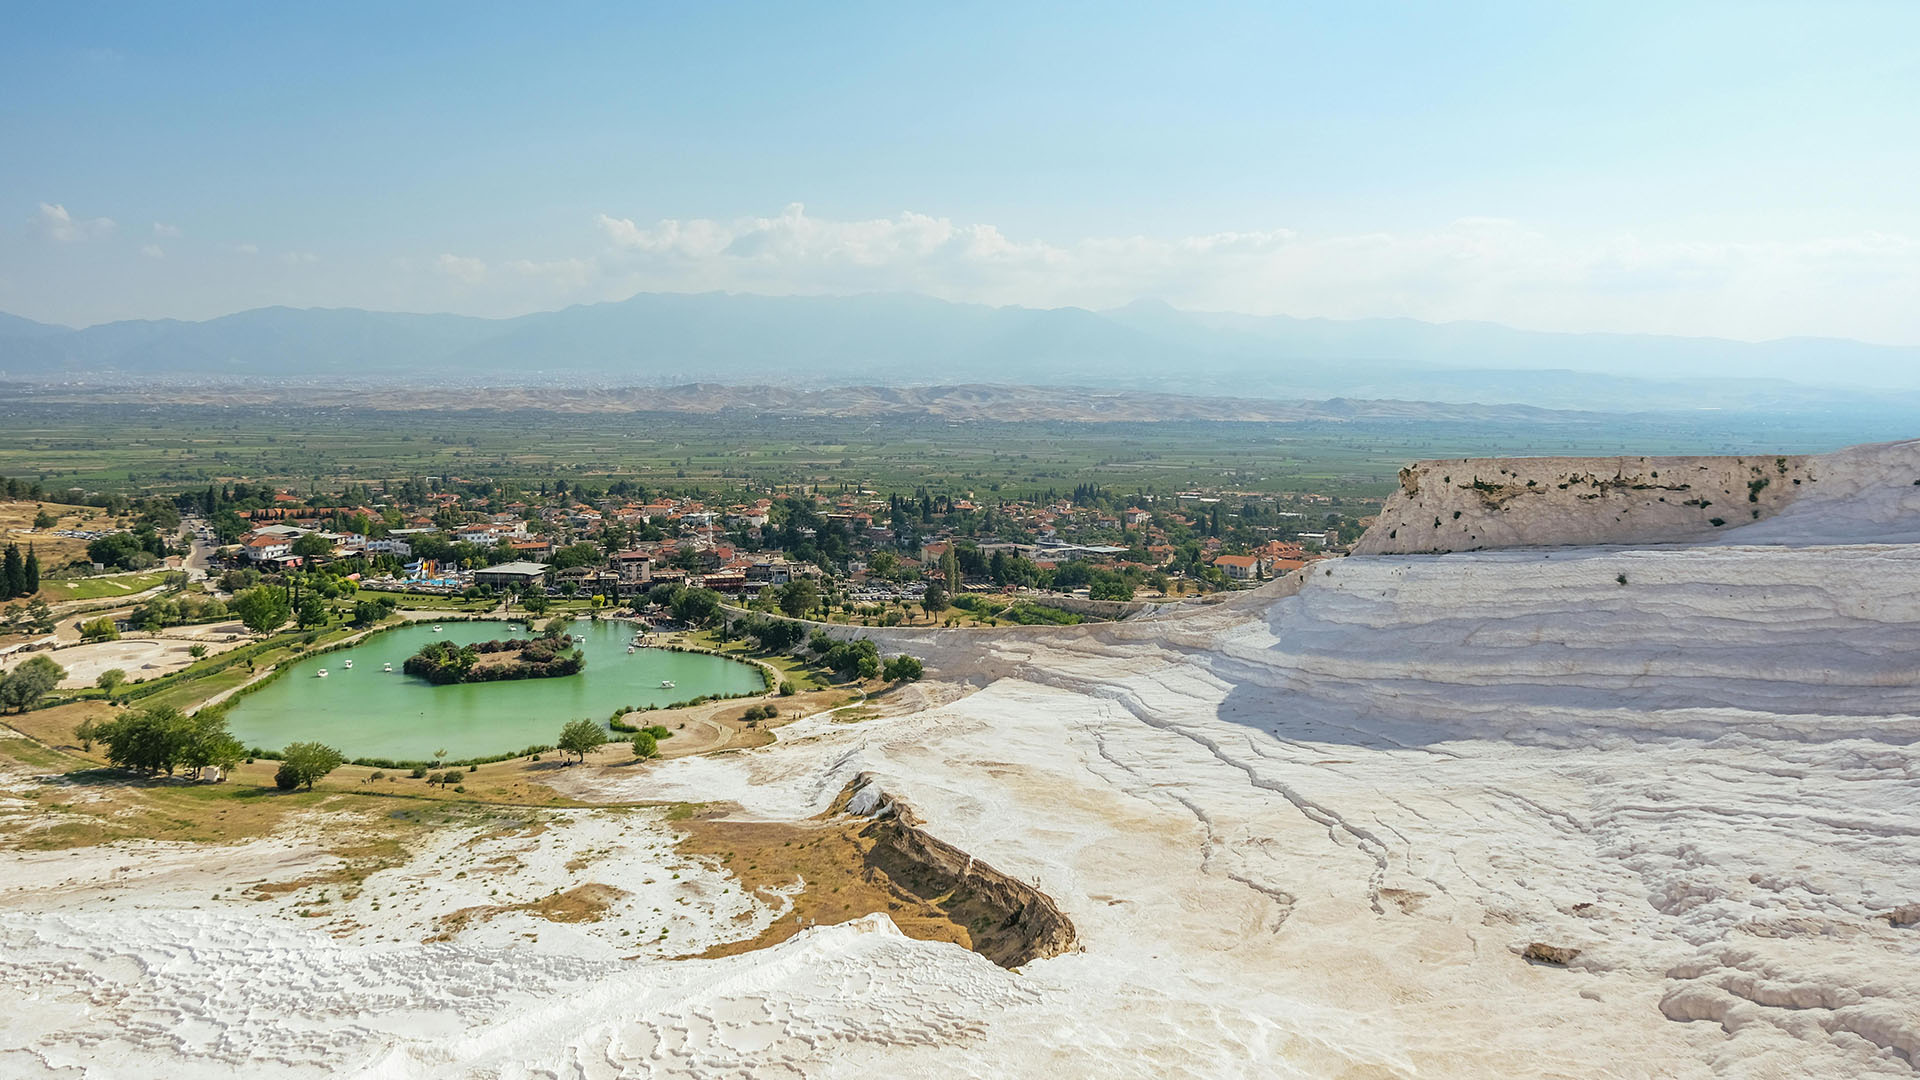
[{"x1": 224, "y1": 619, "x2": 765, "y2": 761}]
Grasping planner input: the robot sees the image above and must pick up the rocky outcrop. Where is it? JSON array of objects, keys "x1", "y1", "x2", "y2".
[
  {"x1": 840, "y1": 774, "x2": 1077, "y2": 968},
  {"x1": 1355, "y1": 453, "x2": 1814, "y2": 554}
]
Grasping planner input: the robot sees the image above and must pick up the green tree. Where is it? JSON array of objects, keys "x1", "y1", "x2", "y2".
[
  {"x1": 549, "y1": 543, "x2": 605, "y2": 570},
  {"x1": 289, "y1": 533, "x2": 334, "y2": 559},
  {"x1": 33, "y1": 509, "x2": 57, "y2": 529},
  {"x1": 78, "y1": 616, "x2": 120, "y2": 642},
  {"x1": 883, "y1": 654, "x2": 924, "y2": 682},
  {"x1": 22, "y1": 546, "x2": 38, "y2": 595},
  {"x1": 0, "y1": 655, "x2": 65, "y2": 712},
  {"x1": 921, "y1": 579, "x2": 949, "y2": 618},
  {"x1": 522, "y1": 589, "x2": 551, "y2": 617},
  {"x1": 96, "y1": 668, "x2": 126, "y2": 693},
  {"x1": 1, "y1": 544, "x2": 21, "y2": 600},
  {"x1": 275, "y1": 741, "x2": 344, "y2": 790},
  {"x1": 557, "y1": 718, "x2": 607, "y2": 764},
  {"x1": 630, "y1": 731, "x2": 658, "y2": 758},
  {"x1": 232, "y1": 585, "x2": 291, "y2": 636},
  {"x1": 295, "y1": 592, "x2": 328, "y2": 629},
  {"x1": 671, "y1": 587, "x2": 722, "y2": 626},
  {"x1": 777, "y1": 578, "x2": 819, "y2": 620}
]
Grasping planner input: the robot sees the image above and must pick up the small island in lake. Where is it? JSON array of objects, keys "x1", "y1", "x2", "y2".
[{"x1": 402, "y1": 632, "x2": 586, "y2": 685}]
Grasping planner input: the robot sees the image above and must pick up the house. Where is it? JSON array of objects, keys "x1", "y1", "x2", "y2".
[
  {"x1": 507, "y1": 539, "x2": 553, "y2": 561},
  {"x1": 472, "y1": 561, "x2": 549, "y2": 589},
  {"x1": 612, "y1": 550, "x2": 654, "y2": 585},
  {"x1": 1125, "y1": 507, "x2": 1151, "y2": 526},
  {"x1": 365, "y1": 537, "x2": 412, "y2": 557},
  {"x1": 242, "y1": 534, "x2": 293, "y2": 563},
  {"x1": 1213, "y1": 554, "x2": 1261, "y2": 581}
]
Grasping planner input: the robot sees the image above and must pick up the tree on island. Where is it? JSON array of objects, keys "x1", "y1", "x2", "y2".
[
  {"x1": 275, "y1": 741, "x2": 344, "y2": 790},
  {"x1": 232, "y1": 585, "x2": 291, "y2": 636},
  {"x1": 557, "y1": 719, "x2": 607, "y2": 764}
]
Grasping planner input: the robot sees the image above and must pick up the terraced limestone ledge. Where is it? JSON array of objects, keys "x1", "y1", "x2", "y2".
[
  {"x1": 1355, "y1": 453, "x2": 1815, "y2": 555},
  {"x1": 841, "y1": 773, "x2": 1078, "y2": 968}
]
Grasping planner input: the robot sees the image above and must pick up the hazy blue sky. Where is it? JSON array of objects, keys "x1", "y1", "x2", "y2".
[{"x1": 4, "y1": 2, "x2": 1917, "y2": 342}]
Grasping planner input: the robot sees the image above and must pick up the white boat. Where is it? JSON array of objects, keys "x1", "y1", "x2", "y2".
[
  {"x1": 317, "y1": 668, "x2": 329, "y2": 678},
  {"x1": 626, "y1": 646, "x2": 635, "y2": 654},
  {"x1": 382, "y1": 662, "x2": 393, "y2": 673},
  {"x1": 433, "y1": 625, "x2": 443, "y2": 632},
  {"x1": 659, "y1": 679, "x2": 675, "y2": 689},
  {"x1": 343, "y1": 659, "x2": 353, "y2": 669}
]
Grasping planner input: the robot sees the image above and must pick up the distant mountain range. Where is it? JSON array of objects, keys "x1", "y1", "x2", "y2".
[{"x1": 5, "y1": 291, "x2": 1919, "y2": 415}]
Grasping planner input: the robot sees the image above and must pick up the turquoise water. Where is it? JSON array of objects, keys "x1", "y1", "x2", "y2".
[{"x1": 224, "y1": 619, "x2": 764, "y2": 761}]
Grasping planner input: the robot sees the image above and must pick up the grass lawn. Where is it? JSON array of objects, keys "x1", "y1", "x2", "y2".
[
  {"x1": 38, "y1": 570, "x2": 170, "y2": 602},
  {"x1": 357, "y1": 589, "x2": 495, "y2": 613},
  {"x1": 683, "y1": 631, "x2": 837, "y2": 693},
  {"x1": 0, "y1": 704, "x2": 597, "y2": 852}
]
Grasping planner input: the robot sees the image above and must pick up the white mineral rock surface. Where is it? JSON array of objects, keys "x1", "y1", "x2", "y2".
[{"x1": 3, "y1": 439, "x2": 1918, "y2": 1077}]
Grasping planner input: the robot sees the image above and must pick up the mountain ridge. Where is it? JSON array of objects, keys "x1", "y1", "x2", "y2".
[{"x1": 5, "y1": 290, "x2": 1919, "y2": 413}]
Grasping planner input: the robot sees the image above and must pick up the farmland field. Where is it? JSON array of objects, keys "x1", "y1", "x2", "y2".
[{"x1": 0, "y1": 402, "x2": 1901, "y2": 503}]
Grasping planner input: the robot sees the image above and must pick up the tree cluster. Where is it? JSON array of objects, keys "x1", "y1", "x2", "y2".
[
  {"x1": 0, "y1": 655, "x2": 65, "y2": 713},
  {"x1": 1, "y1": 544, "x2": 40, "y2": 600},
  {"x1": 82, "y1": 705, "x2": 243, "y2": 779},
  {"x1": 814, "y1": 636, "x2": 880, "y2": 680},
  {"x1": 403, "y1": 635, "x2": 584, "y2": 685}
]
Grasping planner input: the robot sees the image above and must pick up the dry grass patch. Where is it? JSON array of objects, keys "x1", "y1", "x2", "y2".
[
  {"x1": 430, "y1": 882, "x2": 629, "y2": 940},
  {"x1": 676, "y1": 810, "x2": 977, "y2": 962}
]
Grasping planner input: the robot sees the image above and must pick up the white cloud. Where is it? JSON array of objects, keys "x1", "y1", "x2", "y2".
[
  {"x1": 140, "y1": 244, "x2": 164, "y2": 259},
  {"x1": 231, "y1": 243, "x2": 259, "y2": 255},
  {"x1": 436, "y1": 253, "x2": 488, "y2": 284},
  {"x1": 35, "y1": 202, "x2": 116, "y2": 243},
  {"x1": 280, "y1": 251, "x2": 319, "y2": 266},
  {"x1": 153, "y1": 222, "x2": 183, "y2": 239},
  {"x1": 587, "y1": 205, "x2": 1920, "y2": 343}
]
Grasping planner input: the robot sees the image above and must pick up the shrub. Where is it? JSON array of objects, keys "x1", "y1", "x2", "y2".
[
  {"x1": 276, "y1": 741, "x2": 344, "y2": 790},
  {"x1": 409, "y1": 766, "x2": 428, "y2": 778},
  {"x1": 883, "y1": 655, "x2": 924, "y2": 682},
  {"x1": 631, "y1": 731, "x2": 658, "y2": 759},
  {"x1": 778, "y1": 680, "x2": 796, "y2": 696}
]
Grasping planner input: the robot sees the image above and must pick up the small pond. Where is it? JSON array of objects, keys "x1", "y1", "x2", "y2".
[{"x1": 223, "y1": 619, "x2": 764, "y2": 761}]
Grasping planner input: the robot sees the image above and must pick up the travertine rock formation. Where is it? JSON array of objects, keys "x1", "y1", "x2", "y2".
[{"x1": 1356, "y1": 453, "x2": 1815, "y2": 554}]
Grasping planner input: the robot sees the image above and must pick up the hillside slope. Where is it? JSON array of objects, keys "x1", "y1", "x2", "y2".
[{"x1": 5, "y1": 439, "x2": 1916, "y2": 1077}]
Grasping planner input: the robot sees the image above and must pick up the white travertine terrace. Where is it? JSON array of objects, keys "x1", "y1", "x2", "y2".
[{"x1": 2, "y1": 438, "x2": 1917, "y2": 1078}]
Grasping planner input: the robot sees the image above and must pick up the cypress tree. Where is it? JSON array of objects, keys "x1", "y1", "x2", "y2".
[
  {"x1": 1, "y1": 544, "x2": 21, "y2": 600},
  {"x1": 23, "y1": 545, "x2": 38, "y2": 595}
]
